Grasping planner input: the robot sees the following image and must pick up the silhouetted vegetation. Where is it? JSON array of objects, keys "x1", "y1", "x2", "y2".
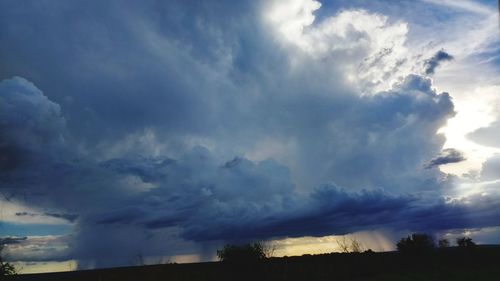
[
  {"x1": 438, "y1": 238, "x2": 450, "y2": 248},
  {"x1": 6, "y1": 245, "x2": 500, "y2": 281},
  {"x1": 0, "y1": 258, "x2": 16, "y2": 278},
  {"x1": 457, "y1": 237, "x2": 477, "y2": 248},
  {"x1": 215, "y1": 242, "x2": 273, "y2": 281},
  {"x1": 0, "y1": 246, "x2": 16, "y2": 278},
  {"x1": 8, "y1": 245, "x2": 500, "y2": 281},
  {"x1": 7, "y1": 236, "x2": 500, "y2": 281},
  {"x1": 336, "y1": 236, "x2": 365, "y2": 253},
  {"x1": 396, "y1": 233, "x2": 435, "y2": 254},
  {"x1": 216, "y1": 242, "x2": 268, "y2": 263}
]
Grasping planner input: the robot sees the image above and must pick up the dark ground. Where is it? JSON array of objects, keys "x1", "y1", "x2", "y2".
[{"x1": 8, "y1": 246, "x2": 500, "y2": 281}]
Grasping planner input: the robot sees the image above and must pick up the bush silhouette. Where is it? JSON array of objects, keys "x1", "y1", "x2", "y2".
[
  {"x1": 363, "y1": 249, "x2": 375, "y2": 254},
  {"x1": 0, "y1": 246, "x2": 16, "y2": 277},
  {"x1": 397, "y1": 233, "x2": 435, "y2": 254},
  {"x1": 456, "y1": 237, "x2": 477, "y2": 248},
  {"x1": 0, "y1": 258, "x2": 16, "y2": 277},
  {"x1": 438, "y1": 238, "x2": 450, "y2": 248},
  {"x1": 217, "y1": 242, "x2": 267, "y2": 264},
  {"x1": 336, "y1": 236, "x2": 365, "y2": 253}
]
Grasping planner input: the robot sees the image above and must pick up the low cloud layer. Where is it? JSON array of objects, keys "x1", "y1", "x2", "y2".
[{"x1": 1, "y1": 0, "x2": 499, "y2": 269}]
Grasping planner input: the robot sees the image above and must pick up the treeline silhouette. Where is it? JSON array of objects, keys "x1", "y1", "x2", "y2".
[
  {"x1": 210, "y1": 234, "x2": 486, "y2": 280},
  {"x1": 5, "y1": 234, "x2": 500, "y2": 281},
  {"x1": 396, "y1": 233, "x2": 477, "y2": 254}
]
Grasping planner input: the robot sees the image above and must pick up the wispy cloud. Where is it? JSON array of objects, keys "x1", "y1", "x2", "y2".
[{"x1": 421, "y1": 0, "x2": 494, "y2": 15}]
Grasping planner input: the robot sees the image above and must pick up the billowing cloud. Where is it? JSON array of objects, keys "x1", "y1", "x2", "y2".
[
  {"x1": 0, "y1": 77, "x2": 66, "y2": 171},
  {"x1": 0, "y1": 71, "x2": 460, "y2": 268},
  {"x1": 0, "y1": 0, "x2": 499, "y2": 270},
  {"x1": 424, "y1": 50, "x2": 453, "y2": 75},
  {"x1": 480, "y1": 154, "x2": 500, "y2": 181}
]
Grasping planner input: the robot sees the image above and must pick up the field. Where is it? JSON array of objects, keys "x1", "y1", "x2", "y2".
[{"x1": 8, "y1": 247, "x2": 500, "y2": 281}]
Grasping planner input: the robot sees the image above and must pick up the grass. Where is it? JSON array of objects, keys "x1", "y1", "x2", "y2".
[{"x1": 8, "y1": 246, "x2": 500, "y2": 281}]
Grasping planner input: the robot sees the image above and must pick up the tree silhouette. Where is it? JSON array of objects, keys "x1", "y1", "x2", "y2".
[
  {"x1": 336, "y1": 236, "x2": 365, "y2": 253},
  {"x1": 397, "y1": 233, "x2": 435, "y2": 254},
  {"x1": 438, "y1": 238, "x2": 450, "y2": 248},
  {"x1": 216, "y1": 242, "x2": 267, "y2": 263},
  {"x1": 0, "y1": 246, "x2": 16, "y2": 277},
  {"x1": 456, "y1": 237, "x2": 476, "y2": 248}
]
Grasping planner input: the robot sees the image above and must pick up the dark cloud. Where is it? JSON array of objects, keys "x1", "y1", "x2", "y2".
[
  {"x1": 424, "y1": 50, "x2": 453, "y2": 75},
  {"x1": 100, "y1": 157, "x2": 175, "y2": 183},
  {"x1": 182, "y1": 185, "x2": 417, "y2": 242},
  {"x1": 0, "y1": 77, "x2": 66, "y2": 172},
  {"x1": 222, "y1": 157, "x2": 243, "y2": 169},
  {"x1": 0, "y1": 0, "x2": 498, "y2": 269},
  {"x1": 425, "y1": 148, "x2": 466, "y2": 168},
  {"x1": 0, "y1": 237, "x2": 27, "y2": 246},
  {"x1": 15, "y1": 212, "x2": 36, "y2": 217},
  {"x1": 14, "y1": 212, "x2": 77, "y2": 223},
  {"x1": 0, "y1": 0, "x2": 269, "y2": 147},
  {"x1": 44, "y1": 213, "x2": 78, "y2": 223}
]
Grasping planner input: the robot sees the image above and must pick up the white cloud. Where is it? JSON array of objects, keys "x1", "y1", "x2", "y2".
[
  {"x1": 2, "y1": 235, "x2": 71, "y2": 262},
  {"x1": 421, "y1": 0, "x2": 494, "y2": 15},
  {"x1": 265, "y1": 1, "x2": 410, "y2": 93},
  {"x1": 399, "y1": 0, "x2": 500, "y2": 177},
  {"x1": 264, "y1": 0, "x2": 321, "y2": 49},
  {"x1": 0, "y1": 200, "x2": 72, "y2": 225}
]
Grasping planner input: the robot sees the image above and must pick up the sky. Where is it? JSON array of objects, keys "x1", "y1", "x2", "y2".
[{"x1": 0, "y1": 0, "x2": 499, "y2": 273}]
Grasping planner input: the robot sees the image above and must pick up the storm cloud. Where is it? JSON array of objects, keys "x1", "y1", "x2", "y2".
[{"x1": 1, "y1": 0, "x2": 499, "y2": 269}]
